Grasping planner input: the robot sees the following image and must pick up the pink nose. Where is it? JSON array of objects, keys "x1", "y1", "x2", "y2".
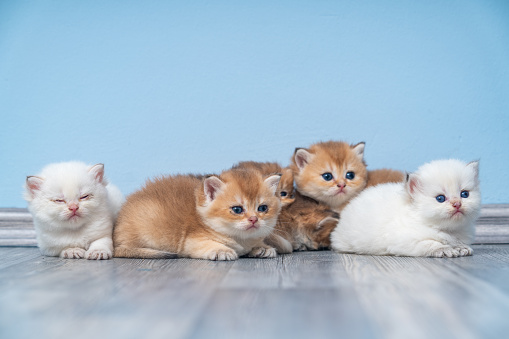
[
  {"x1": 248, "y1": 216, "x2": 258, "y2": 224},
  {"x1": 337, "y1": 183, "x2": 346, "y2": 189},
  {"x1": 452, "y1": 201, "x2": 462, "y2": 209},
  {"x1": 68, "y1": 204, "x2": 79, "y2": 212}
]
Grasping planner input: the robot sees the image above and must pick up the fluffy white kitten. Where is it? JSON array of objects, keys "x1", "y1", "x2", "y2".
[
  {"x1": 331, "y1": 159, "x2": 481, "y2": 257},
  {"x1": 24, "y1": 161, "x2": 124, "y2": 260}
]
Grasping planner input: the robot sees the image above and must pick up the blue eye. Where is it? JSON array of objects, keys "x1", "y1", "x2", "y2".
[
  {"x1": 231, "y1": 206, "x2": 244, "y2": 214},
  {"x1": 280, "y1": 191, "x2": 287, "y2": 197},
  {"x1": 461, "y1": 191, "x2": 469, "y2": 198},
  {"x1": 436, "y1": 195, "x2": 446, "y2": 203},
  {"x1": 322, "y1": 173, "x2": 333, "y2": 181},
  {"x1": 258, "y1": 205, "x2": 268, "y2": 212},
  {"x1": 345, "y1": 172, "x2": 355, "y2": 180}
]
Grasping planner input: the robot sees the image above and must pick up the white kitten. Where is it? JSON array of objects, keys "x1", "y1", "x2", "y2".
[
  {"x1": 24, "y1": 161, "x2": 125, "y2": 260},
  {"x1": 330, "y1": 159, "x2": 481, "y2": 257}
]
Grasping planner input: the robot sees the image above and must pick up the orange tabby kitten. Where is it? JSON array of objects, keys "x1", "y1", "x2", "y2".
[
  {"x1": 233, "y1": 161, "x2": 295, "y2": 207},
  {"x1": 113, "y1": 168, "x2": 282, "y2": 260},
  {"x1": 270, "y1": 191, "x2": 339, "y2": 251},
  {"x1": 233, "y1": 161, "x2": 338, "y2": 252},
  {"x1": 291, "y1": 141, "x2": 404, "y2": 212}
]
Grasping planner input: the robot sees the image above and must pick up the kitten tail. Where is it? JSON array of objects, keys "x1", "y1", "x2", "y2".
[{"x1": 114, "y1": 246, "x2": 179, "y2": 259}]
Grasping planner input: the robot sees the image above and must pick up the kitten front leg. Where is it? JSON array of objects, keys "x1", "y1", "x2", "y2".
[
  {"x1": 60, "y1": 247, "x2": 86, "y2": 259},
  {"x1": 247, "y1": 240, "x2": 277, "y2": 258},
  {"x1": 413, "y1": 240, "x2": 460, "y2": 258},
  {"x1": 85, "y1": 236, "x2": 113, "y2": 260},
  {"x1": 453, "y1": 244, "x2": 473, "y2": 256},
  {"x1": 184, "y1": 237, "x2": 239, "y2": 261}
]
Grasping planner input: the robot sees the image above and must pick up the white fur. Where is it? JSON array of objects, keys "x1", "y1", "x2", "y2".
[
  {"x1": 24, "y1": 161, "x2": 125, "y2": 259},
  {"x1": 330, "y1": 159, "x2": 481, "y2": 257}
]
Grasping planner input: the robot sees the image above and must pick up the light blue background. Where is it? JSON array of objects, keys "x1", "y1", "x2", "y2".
[{"x1": 1, "y1": 0, "x2": 508, "y2": 207}]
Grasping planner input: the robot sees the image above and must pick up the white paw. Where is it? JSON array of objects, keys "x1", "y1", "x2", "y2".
[
  {"x1": 248, "y1": 246, "x2": 277, "y2": 258},
  {"x1": 85, "y1": 248, "x2": 112, "y2": 260},
  {"x1": 454, "y1": 246, "x2": 473, "y2": 256},
  {"x1": 60, "y1": 247, "x2": 86, "y2": 259},
  {"x1": 431, "y1": 247, "x2": 460, "y2": 258},
  {"x1": 206, "y1": 249, "x2": 238, "y2": 261}
]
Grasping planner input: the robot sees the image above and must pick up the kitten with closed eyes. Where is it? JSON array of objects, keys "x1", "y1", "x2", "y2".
[
  {"x1": 113, "y1": 168, "x2": 282, "y2": 260},
  {"x1": 24, "y1": 162, "x2": 124, "y2": 259},
  {"x1": 330, "y1": 159, "x2": 481, "y2": 257},
  {"x1": 290, "y1": 141, "x2": 404, "y2": 213}
]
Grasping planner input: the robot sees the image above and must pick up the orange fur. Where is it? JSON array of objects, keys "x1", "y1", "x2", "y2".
[
  {"x1": 290, "y1": 141, "x2": 368, "y2": 212},
  {"x1": 234, "y1": 161, "x2": 338, "y2": 252},
  {"x1": 366, "y1": 168, "x2": 405, "y2": 187},
  {"x1": 233, "y1": 161, "x2": 295, "y2": 206},
  {"x1": 113, "y1": 168, "x2": 282, "y2": 260},
  {"x1": 267, "y1": 191, "x2": 338, "y2": 251}
]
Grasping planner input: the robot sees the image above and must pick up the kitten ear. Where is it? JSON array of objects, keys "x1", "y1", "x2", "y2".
[
  {"x1": 294, "y1": 148, "x2": 314, "y2": 170},
  {"x1": 26, "y1": 176, "x2": 44, "y2": 195},
  {"x1": 88, "y1": 164, "x2": 105, "y2": 184},
  {"x1": 352, "y1": 142, "x2": 365, "y2": 160},
  {"x1": 405, "y1": 173, "x2": 421, "y2": 195},
  {"x1": 467, "y1": 160, "x2": 480, "y2": 179},
  {"x1": 264, "y1": 174, "x2": 282, "y2": 194},
  {"x1": 203, "y1": 176, "x2": 226, "y2": 202}
]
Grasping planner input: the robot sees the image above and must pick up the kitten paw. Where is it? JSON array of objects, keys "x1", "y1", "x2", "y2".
[
  {"x1": 431, "y1": 247, "x2": 460, "y2": 258},
  {"x1": 248, "y1": 246, "x2": 277, "y2": 258},
  {"x1": 454, "y1": 246, "x2": 473, "y2": 256},
  {"x1": 294, "y1": 244, "x2": 307, "y2": 252},
  {"x1": 60, "y1": 247, "x2": 86, "y2": 259},
  {"x1": 85, "y1": 248, "x2": 112, "y2": 260},
  {"x1": 207, "y1": 249, "x2": 238, "y2": 261}
]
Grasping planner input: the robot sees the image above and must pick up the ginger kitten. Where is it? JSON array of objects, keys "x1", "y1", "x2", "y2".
[
  {"x1": 113, "y1": 168, "x2": 282, "y2": 260},
  {"x1": 24, "y1": 162, "x2": 124, "y2": 259},
  {"x1": 290, "y1": 141, "x2": 368, "y2": 212},
  {"x1": 233, "y1": 161, "x2": 338, "y2": 253},
  {"x1": 331, "y1": 159, "x2": 481, "y2": 257},
  {"x1": 270, "y1": 191, "x2": 339, "y2": 252},
  {"x1": 233, "y1": 161, "x2": 295, "y2": 207},
  {"x1": 291, "y1": 141, "x2": 404, "y2": 212}
]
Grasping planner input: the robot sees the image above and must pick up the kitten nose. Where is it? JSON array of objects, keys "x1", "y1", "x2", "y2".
[
  {"x1": 68, "y1": 203, "x2": 79, "y2": 212},
  {"x1": 248, "y1": 216, "x2": 258, "y2": 224},
  {"x1": 451, "y1": 200, "x2": 462, "y2": 209},
  {"x1": 337, "y1": 182, "x2": 346, "y2": 189}
]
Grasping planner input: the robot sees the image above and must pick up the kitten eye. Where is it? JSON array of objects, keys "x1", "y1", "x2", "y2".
[
  {"x1": 435, "y1": 195, "x2": 446, "y2": 203},
  {"x1": 280, "y1": 191, "x2": 287, "y2": 197},
  {"x1": 322, "y1": 173, "x2": 333, "y2": 181},
  {"x1": 258, "y1": 205, "x2": 268, "y2": 213},
  {"x1": 53, "y1": 199, "x2": 65, "y2": 203},
  {"x1": 461, "y1": 191, "x2": 469, "y2": 198},
  {"x1": 79, "y1": 195, "x2": 90, "y2": 200},
  {"x1": 231, "y1": 206, "x2": 244, "y2": 214},
  {"x1": 345, "y1": 172, "x2": 355, "y2": 180}
]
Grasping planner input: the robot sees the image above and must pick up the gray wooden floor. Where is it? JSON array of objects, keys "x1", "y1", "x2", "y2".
[{"x1": 1, "y1": 245, "x2": 509, "y2": 339}]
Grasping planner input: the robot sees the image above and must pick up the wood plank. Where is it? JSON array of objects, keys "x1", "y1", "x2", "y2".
[
  {"x1": 337, "y1": 249, "x2": 509, "y2": 339},
  {"x1": 194, "y1": 252, "x2": 377, "y2": 338},
  {"x1": 0, "y1": 246, "x2": 508, "y2": 338},
  {"x1": 0, "y1": 255, "x2": 235, "y2": 339}
]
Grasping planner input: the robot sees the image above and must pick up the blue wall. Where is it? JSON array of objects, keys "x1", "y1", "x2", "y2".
[{"x1": 1, "y1": 0, "x2": 508, "y2": 207}]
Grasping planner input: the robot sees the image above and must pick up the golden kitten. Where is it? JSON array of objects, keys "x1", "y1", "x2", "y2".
[
  {"x1": 269, "y1": 191, "x2": 339, "y2": 252},
  {"x1": 290, "y1": 141, "x2": 368, "y2": 212},
  {"x1": 233, "y1": 161, "x2": 338, "y2": 253},
  {"x1": 233, "y1": 161, "x2": 295, "y2": 206},
  {"x1": 290, "y1": 141, "x2": 404, "y2": 213},
  {"x1": 113, "y1": 168, "x2": 282, "y2": 260}
]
